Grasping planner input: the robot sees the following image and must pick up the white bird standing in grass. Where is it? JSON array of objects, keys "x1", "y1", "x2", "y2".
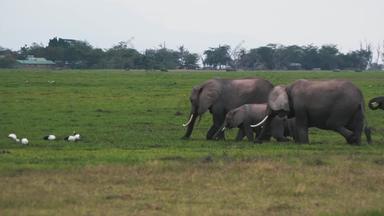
[
  {"x1": 65, "y1": 132, "x2": 80, "y2": 142},
  {"x1": 20, "y1": 138, "x2": 28, "y2": 145},
  {"x1": 8, "y1": 133, "x2": 17, "y2": 141},
  {"x1": 8, "y1": 134, "x2": 28, "y2": 145},
  {"x1": 43, "y1": 135, "x2": 56, "y2": 141},
  {"x1": 8, "y1": 133, "x2": 20, "y2": 143},
  {"x1": 65, "y1": 135, "x2": 76, "y2": 142},
  {"x1": 74, "y1": 133, "x2": 80, "y2": 140}
]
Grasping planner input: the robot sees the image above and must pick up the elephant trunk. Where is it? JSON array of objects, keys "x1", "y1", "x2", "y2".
[
  {"x1": 368, "y1": 96, "x2": 384, "y2": 110},
  {"x1": 182, "y1": 112, "x2": 198, "y2": 139},
  {"x1": 369, "y1": 101, "x2": 380, "y2": 110}
]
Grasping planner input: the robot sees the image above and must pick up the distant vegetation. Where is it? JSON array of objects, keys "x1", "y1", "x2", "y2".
[{"x1": 0, "y1": 37, "x2": 383, "y2": 70}]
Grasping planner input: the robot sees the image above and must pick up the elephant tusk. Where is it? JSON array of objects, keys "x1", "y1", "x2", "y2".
[
  {"x1": 221, "y1": 126, "x2": 226, "y2": 132},
  {"x1": 250, "y1": 115, "x2": 269, "y2": 128},
  {"x1": 182, "y1": 114, "x2": 194, "y2": 127},
  {"x1": 371, "y1": 102, "x2": 379, "y2": 108}
]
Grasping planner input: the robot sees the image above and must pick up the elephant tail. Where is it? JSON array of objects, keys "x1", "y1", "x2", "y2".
[
  {"x1": 364, "y1": 126, "x2": 372, "y2": 144},
  {"x1": 361, "y1": 103, "x2": 372, "y2": 144}
]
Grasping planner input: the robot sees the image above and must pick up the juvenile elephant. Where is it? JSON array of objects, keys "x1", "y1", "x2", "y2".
[
  {"x1": 368, "y1": 96, "x2": 384, "y2": 110},
  {"x1": 215, "y1": 103, "x2": 292, "y2": 142},
  {"x1": 182, "y1": 78, "x2": 273, "y2": 140},
  {"x1": 254, "y1": 79, "x2": 371, "y2": 145}
]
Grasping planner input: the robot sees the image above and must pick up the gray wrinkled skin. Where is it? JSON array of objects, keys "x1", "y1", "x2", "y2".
[
  {"x1": 221, "y1": 104, "x2": 293, "y2": 142},
  {"x1": 182, "y1": 77, "x2": 273, "y2": 140},
  {"x1": 267, "y1": 79, "x2": 371, "y2": 145}
]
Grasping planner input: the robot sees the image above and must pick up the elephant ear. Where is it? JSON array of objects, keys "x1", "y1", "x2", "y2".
[
  {"x1": 190, "y1": 85, "x2": 201, "y2": 100},
  {"x1": 269, "y1": 85, "x2": 290, "y2": 112},
  {"x1": 197, "y1": 80, "x2": 221, "y2": 114}
]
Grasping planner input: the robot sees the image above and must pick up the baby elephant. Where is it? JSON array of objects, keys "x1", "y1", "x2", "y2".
[{"x1": 215, "y1": 104, "x2": 291, "y2": 142}]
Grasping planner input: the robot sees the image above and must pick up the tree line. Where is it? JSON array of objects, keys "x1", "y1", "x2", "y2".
[{"x1": 0, "y1": 37, "x2": 382, "y2": 70}]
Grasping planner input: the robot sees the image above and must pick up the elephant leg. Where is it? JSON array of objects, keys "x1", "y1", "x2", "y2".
[
  {"x1": 341, "y1": 110, "x2": 364, "y2": 145},
  {"x1": 294, "y1": 114, "x2": 309, "y2": 144},
  {"x1": 244, "y1": 126, "x2": 254, "y2": 142},
  {"x1": 327, "y1": 111, "x2": 360, "y2": 145},
  {"x1": 285, "y1": 119, "x2": 296, "y2": 140},
  {"x1": 207, "y1": 112, "x2": 226, "y2": 140},
  {"x1": 349, "y1": 108, "x2": 364, "y2": 145},
  {"x1": 327, "y1": 123, "x2": 355, "y2": 144},
  {"x1": 254, "y1": 120, "x2": 272, "y2": 144},
  {"x1": 333, "y1": 127, "x2": 355, "y2": 144},
  {"x1": 235, "y1": 126, "x2": 245, "y2": 141},
  {"x1": 277, "y1": 137, "x2": 289, "y2": 142},
  {"x1": 271, "y1": 117, "x2": 289, "y2": 142},
  {"x1": 296, "y1": 127, "x2": 309, "y2": 143},
  {"x1": 253, "y1": 127, "x2": 261, "y2": 137},
  {"x1": 256, "y1": 125, "x2": 271, "y2": 141},
  {"x1": 207, "y1": 124, "x2": 224, "y2": 140}
]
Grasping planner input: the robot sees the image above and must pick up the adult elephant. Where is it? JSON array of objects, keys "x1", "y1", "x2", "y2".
[
  {"x1": 253, "y1": 79, "x2": 371, "y2": 145},
  {"x1": 182, "y1": 78, "x2": 273, "y2": 140},
  {"x1": 368, "y1": 96, "x2": 384, "y2": 110}
]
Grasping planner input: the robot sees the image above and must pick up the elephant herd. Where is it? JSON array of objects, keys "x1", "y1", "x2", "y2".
[{"x1": 182, "y1": 77, "x2": 383, "y2": 145}]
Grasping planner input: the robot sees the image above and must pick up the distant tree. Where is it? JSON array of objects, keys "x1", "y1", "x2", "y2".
[
  {"x1": 182, "y1": 53, "x2": 199, "y2": 69},
  {"x1": 301, "y1": 45, "x2": 320, "y2": 69},
  {"x1": 230, "y1": 40, "x2": 245, "y2": 69},
  {"x1": 202, "y1": 49, "x2": 215, "y2": 68},
  {"x1": 237, "y1": 49, "x2": 259, "y2": 70},
  {"x1": 353, "y1": 49, "x2": 372, "y2": 70},
  {"x1": 367, "y1": 42, "x2": 383, "y2": 70},
  {"x1": 280, "y1": 45, "x2": 305, "y2": 69},
  {"x1": 373, "y1": 42, "x2": 382, "y2": 67},
  {"x1": 271, "y1": 44, "x2": 294, "y2": 70},
  {"x1": 19, "y1": 43, "x2": 46, "y2": 59},
  {"x1": 362, "y1": 42, "x2": 373, "y2": 69},
  {"x1": 84, "y1": 48, "x2": 105, "y2": 69},
  {"x1": 318, "y1": 45, "x2": 339, "y2": 70},
  {"x1": 157, "y1": 48, "x2": 180, "y2": 69},
  {"x1": 0, "y1": 47, "x2": 17, "y2": 68},
  {"x1": 44, "y1": 38, "x2": 96, "y2": 68},
  {"x1": 203, "y1": 45, "x2": 231, "y2": 69},
  {"x1": 253, "y1": 45, "x2": 275, "y2": 69},
  {"x1": 6, "y1": 37, "x2": 379, "y2": 71},
  {"x1": 142, "y1": 48, "x2": 180, "y2": 70},
  {"x1": 102, "y1": 41, "x2": 142, "y2": 69},
  {"x1": 178, "y1": 46, "x2": 199, "y2": 69}
]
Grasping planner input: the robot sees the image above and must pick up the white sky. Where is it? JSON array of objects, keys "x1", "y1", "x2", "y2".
[{"x1": 1, "y1": 0, "x2": 383, "y2": 55}]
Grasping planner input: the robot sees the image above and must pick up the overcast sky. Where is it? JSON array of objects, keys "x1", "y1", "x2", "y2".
[{"x1": 1, "y1": 0, "x2": 383, "y2": 55}]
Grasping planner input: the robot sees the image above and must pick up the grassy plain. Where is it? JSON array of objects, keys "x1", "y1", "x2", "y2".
[{"x1": 1, "y1": 69, "x2": 384, "y2": 215}]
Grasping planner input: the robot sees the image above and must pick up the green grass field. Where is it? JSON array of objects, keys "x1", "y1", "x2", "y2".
[{"x1": 1, "y1": 69, "x2": 384, "y2": 215}]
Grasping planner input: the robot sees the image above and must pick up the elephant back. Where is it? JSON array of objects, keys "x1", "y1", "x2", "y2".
[{"x1": 223, "y1": 78, "x2": 273, "y2": 110}]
